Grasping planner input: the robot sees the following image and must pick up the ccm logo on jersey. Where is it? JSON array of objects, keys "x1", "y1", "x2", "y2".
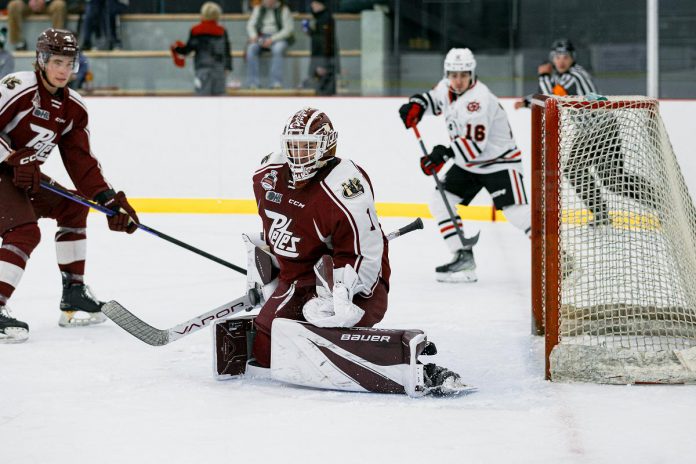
[
  {"x1": 467, "y1": 101, "x2": 481, "y2": 113},
  {"x1": 490, "y1": 188, "x2": 507, "y2": 199},
  {"x1": 289, "y1": 199, "x2": 305, "y2": 208},
  {"x1": 340, "y1": 334, "x2": 391, "y2": 342},
  {"x1": 265, "y1": 210, "x2": 300, "y2": 258}
]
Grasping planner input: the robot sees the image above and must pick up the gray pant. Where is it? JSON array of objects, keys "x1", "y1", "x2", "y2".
[{"x1": 195, "y1": 67, "x2": 226, "y2": 96}]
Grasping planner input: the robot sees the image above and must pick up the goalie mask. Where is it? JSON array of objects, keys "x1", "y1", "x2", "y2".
[
  {"x1": 281, "y1": 107, "x2": 338, "y2": 188},
  {"x1": 36, "y1": 28, "x2": 80, "y2": 74}
]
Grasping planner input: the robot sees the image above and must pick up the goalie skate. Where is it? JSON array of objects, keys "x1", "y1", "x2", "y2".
[
  {"x1": 59, "y1": 274, "x2": 107, "y2": 327},
  {"x1": 0, "y1": 306, "x2": 29, "y2": 344},
  {"x1": 423, "y1": 363, "x2": 477, "y2": 396},
  {"x1": 435, "y1": 249, "x2": 477, "y2": 283}
]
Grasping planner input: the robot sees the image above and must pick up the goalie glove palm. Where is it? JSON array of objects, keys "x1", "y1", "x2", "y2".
[{"x1": 303, "y1": 265, "x2": 365, "y2": 328}]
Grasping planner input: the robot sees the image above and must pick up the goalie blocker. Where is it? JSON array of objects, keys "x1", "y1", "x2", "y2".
[{"x1": 213, "y1": 317, "x2": 474, "y2": 397}]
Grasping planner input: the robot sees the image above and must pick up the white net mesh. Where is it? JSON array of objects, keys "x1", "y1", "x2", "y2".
[{"x1": 542, "y1": 96, "x2": 696, "y2": 383}]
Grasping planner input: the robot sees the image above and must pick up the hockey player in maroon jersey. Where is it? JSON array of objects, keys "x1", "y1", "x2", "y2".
[
  {"x1": 0, "y1": 28, "x2": 139, "y2": 343},
  {"x1": 242, "y1": 107, "x2": 473, "y2": 396}
]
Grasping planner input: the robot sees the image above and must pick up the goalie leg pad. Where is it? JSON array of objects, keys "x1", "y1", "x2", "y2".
[
  {"x1": 270, "y1": 318, "x2": 429, "y2": 397},
  {"x1": 212, "y1": 315, "x2": 257, "y2": 379}
]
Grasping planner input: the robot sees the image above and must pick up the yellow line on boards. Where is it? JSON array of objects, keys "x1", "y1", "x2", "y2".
[
  {"x1": 112, "y1": 199, "x2": 659, "y2": 230},
  {"x1": 113, "y1": 198, "x2": 509, "y2": 222}
]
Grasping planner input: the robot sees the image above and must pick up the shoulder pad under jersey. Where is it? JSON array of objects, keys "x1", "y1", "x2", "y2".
[
  {"x1": 66, "y1": 87, "x2": 89, "y2": 114},
  {"x1": 322, "y1": 158, "x2": 372, "y2": 201},
  {"x1": 0, "y1": 71, "x2": 37, "y2": 97},
  {"x1": 259, "y1": 151, "x2": 285, "y2": 167}
]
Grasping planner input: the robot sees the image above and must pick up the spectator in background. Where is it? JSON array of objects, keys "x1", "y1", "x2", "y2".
[
  {"x1": 7, "y1": 0, "x2": 67, "y2": 50},
  {"x1": 302, "y1": 0, "x2": 337, "y2": 95},
  {"x1": 245, "y1": 0, "x2": 294, "y2": 89},
  {"x1": 0, "y1": 27, "x2": 15, "y2": 78},
  {"x1": 171, "y1": 2, "x2": 232, "y2": 96},
  {"x1": 81, "y1": 0, "x2": 128, "y2": 50},
  {"x1": 69, "y1": 51, "x2": 91, "y2": 91}
]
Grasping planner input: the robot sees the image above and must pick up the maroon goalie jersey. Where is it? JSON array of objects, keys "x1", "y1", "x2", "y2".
[
  {"x1": 0, "y1": 71, "x2": 109, "y2": 199},
  {"x1": 253, "y1": 153, "x2": 390, "y2": 296}
]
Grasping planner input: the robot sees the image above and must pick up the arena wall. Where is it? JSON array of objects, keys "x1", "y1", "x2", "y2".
[{"x1": 40, "y1": 97, "x2": 696, "y2": 219}]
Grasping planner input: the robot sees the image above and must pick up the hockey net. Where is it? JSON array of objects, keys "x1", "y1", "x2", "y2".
[{"x1": 531, "y1": 95, "x2": 696, "y2": 384}]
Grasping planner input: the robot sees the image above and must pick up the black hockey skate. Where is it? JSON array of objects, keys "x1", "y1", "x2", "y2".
[
  {"x1": 423, "y1": 363, "x2": 477, "y2": 396},
  {"x1": 435, "y1": 249, "x2": 477, "y2": 283},
  {"x1": 59, "y1": 273, "x2": 107, "y2": 327},
  {"x1": 0, "y1": 305, "x2": 29, "y2": 343}
]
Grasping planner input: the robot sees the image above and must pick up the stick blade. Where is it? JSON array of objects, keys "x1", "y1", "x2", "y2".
[{"x1": 102, "y1": 300, "x2": 170, "y2": 346}]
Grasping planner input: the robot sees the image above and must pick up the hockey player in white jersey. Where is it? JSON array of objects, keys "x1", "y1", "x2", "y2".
[{"x1": 399, "y1": 48, "x2": 530, "y2": 282}]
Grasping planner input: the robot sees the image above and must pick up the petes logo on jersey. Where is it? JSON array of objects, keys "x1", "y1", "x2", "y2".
[
  {"x1": 467, "y1": 101, "x2": 481, "y2": 113},
  {"x1": 261, "y1": 170, "x2": 278, "y2": 191},
  {"x1": 341, "y1": 178, "x2": 364, "y2": 199},
  {"x1": 265, "y1": 210, "x2": 301, "y2": 258},
  {"x1": 26, "y1": 124, "x2": 57, "y2": 160}
]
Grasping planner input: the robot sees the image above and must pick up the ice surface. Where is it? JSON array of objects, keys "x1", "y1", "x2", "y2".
[{"x1": 2, "y1": 214, "x2": 695, "y2": 463}]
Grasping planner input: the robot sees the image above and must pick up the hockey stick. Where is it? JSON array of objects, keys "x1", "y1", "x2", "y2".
[
  {"x1": 40, "y1": 180, "x2": 247, "y2": 275},
  {"x1": 102, "y1": 294, "x2": 257, "y2": 346},
  {"x1": 385, "y1": 217, "x2": 424, "y2": 241},
  {"x1": 411, "y1": 126, "x2": 480, "y2": 248},
  {"x1": 102, "y1": 218, "x2": 425, "y2": 346}
]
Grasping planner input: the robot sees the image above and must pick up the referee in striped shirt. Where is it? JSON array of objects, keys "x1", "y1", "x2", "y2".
[
  {"x1": 515, "y1": 38, "x2": 596, "y2": 108},
  {"x1": 516, "y1": 39, "x2": 656, "y2": 226}
]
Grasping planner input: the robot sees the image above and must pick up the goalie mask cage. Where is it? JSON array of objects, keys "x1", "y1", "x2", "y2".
[{"x1": 531, "y1": 94, "x2": 696, "y2": 384}]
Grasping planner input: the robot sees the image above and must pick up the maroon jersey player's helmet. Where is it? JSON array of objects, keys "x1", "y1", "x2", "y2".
[
  {"x1": 281, "y1": 107, "x2": 338, "y2": 188},
  {"x1": 36, "y1": 28, "x2": 80, "y2": 73}
]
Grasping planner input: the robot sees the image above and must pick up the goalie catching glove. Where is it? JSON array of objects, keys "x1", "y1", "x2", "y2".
[
  {"x1": 420, "y1": 144, "x2": 453, "y2": 176},
  {"x1": 303, "y1": 264, "x2": 365, "y2": 328},
  {"x1": 94, "y1": 189, "x2": 139, "y2": 234}
]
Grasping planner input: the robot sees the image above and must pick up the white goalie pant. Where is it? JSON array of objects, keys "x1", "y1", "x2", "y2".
[{"x1": 270, "y1": 318, "x2": 429, "y2": 397}]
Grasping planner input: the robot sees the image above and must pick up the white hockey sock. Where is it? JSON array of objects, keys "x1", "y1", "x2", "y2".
[{"x1": 502, "y1": 204, "x2": 531, "y2": 237}]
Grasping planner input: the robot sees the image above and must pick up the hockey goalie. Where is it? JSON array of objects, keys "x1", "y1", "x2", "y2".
[{"x1": 212, "y1": 107, "x2": 474, "y2": 397}]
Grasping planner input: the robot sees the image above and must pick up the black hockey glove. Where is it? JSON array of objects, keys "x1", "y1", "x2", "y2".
[
  {"x1": 398, "y1": 94, "x2": 427, "y2": 129},
  {"x1": 420, "y1": 145, "x2": 453, "y2": 176},
  {"x1": 428, "y1": 145, "x2": 454, "y2": 164}
]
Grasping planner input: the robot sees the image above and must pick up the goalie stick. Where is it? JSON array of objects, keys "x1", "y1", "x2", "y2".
[
  {"x1": 102, "y1": 295, "x2": 257, "y2": 346},
  {"x1": 103, "y1": 218, "x2": 425, "y2": 346}
]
